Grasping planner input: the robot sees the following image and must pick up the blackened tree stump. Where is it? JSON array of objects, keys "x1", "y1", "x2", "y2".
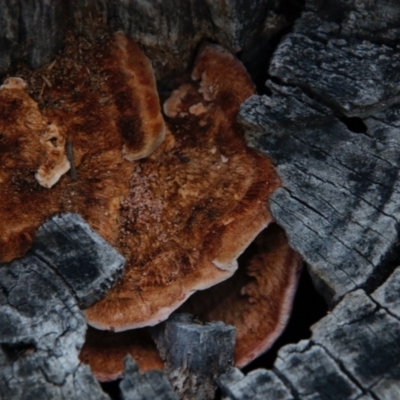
[
  {"x1": 0, "y1": 213, "x2": 125, "y2": 399},
  {"x1": 219, "y1": 267, "x2": 400, "y2": 399},
  {"x1": 220, "y1": 0, "x2": 400, "y2": 398},
  {"x1": 119, "y1": 356, "x2": 178, "y2": 400},
  {"x1": 151, "y1": 314, "x2": 236, "y2": 400},
  {"x1": 1, "y1": 0, "x2": 400, "y2": 399}
]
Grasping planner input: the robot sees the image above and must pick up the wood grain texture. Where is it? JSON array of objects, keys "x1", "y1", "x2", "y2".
[
  {"x1": 0, "y1": 213, "x2": 124, "y2": 399},
  {"x1": 220, "y1": 270, "x2": 400, "y2": 399},
  {"x1": 151, "y1": 314, "x2": 236, "y2": 400},
  {"x1": 221, "y1": 1, "x2": 400, "y2": 398},
  {"x1": 119, "y1": 356, "x2": 177, "y2": 400},
  {"x1": 241, "y1": 84, "x2": 400, "y2": 304}
]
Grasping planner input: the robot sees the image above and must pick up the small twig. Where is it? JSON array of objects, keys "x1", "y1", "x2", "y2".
[
  {"x1": 41, "y1": 75, "x2": 52, "y2": 88},
  {"x1": 38, "y1": 82, "x2": 46, "y2": 104},
  {"x1": 47, "y1": 60, "x2": 57, "y2": 71},
  {"x1": 66, "y1": 140, "x2": 77, "y2": 181}
]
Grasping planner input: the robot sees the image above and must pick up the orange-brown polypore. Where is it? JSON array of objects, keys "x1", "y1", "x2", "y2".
[
  {"x1": 110, "y1": 34, "x2": 166, "y2": 161},
  {"x1": 0, "y1": 33, "x2": 164, "y2": 262},
  {"x1": 80, "y1": 224, "x2": 301, "y2": 381},
  {"x1": 79, "y1": 327, "x2": 163, "y2": 382},
  {"x1": 1, "y1": 38, "x2": 280, "y2": 333},
  {"x1": 0, "y1": 77, "x2": 70, "y2": 189},
  {"x1": 35, "y1": 123, "x2": 71, "y2": 188},
  {"x1": 85, "y1": 44, "x2": 280, "y2": 331},
  {"x1": 180, "y1": 224, "x2": 302, "y2": 367}
]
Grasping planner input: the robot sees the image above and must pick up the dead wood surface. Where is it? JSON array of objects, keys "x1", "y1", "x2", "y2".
[
  {"x1": 151, "y1": 314, "x2": 236, "y2": 400},
  {"x1": 219, "y1": 267, "x2": 400, "y2": 399},
  {"x1": 0, "y1": 0, "x2": 289, "y2": 80},
  {"x1": 119, "y1": 356, "x2": 177, "y2": 400},
  {"x1": 0, "y1": 213, "x2": 123, "y2": 399},
  {"x1": 221, "y1": 0, "x2": 400, "y2": 398},
  {"x1": 240, "y1": 0, "x2": 400, "y2": 305}
]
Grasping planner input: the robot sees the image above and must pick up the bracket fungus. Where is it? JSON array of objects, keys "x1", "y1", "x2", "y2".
[
  {"x1": 1, "y1": 33, "x2": 301, "y2": 384},
  {"x1": 79, "y1": 327, "x2": 163, "y2": 382},
  {"x1": 85, "y1": 43, "x2": 280, "y2": 331},
  {"x1": 180, "y1": 224, "x2": 302, "y2": 368},
  {"x1": 79, "y1": 45, "x2": 300, "y2": 382},
  {"x1": 0, "y1": 77, "x2": 70, "y2": 190},
  {"x1": 80, "y1": 225, "x2": 301, "y2": 381},
  {"x1": 0, "y1": 33, "x2": 165, "y2": 262}
]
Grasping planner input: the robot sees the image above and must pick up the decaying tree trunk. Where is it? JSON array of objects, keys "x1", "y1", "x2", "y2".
[
  {"x1": 219, "y1": 266, "x2": 400, "y2": 399},
  {"x1": 119, "y1": 356, "x2": 178, "y2": 400},
  {"x1": 0, "y1": 213, "x2": 124, "y2": 399},
  {"x1": 222, "y1": 0, "x2": 400, "y2": 398},
  {"x1": 1, "y1": 0, "x2": 400, "y2": 399},
  {"x1": 0, "y1": 0, "x2": 292, "y2": 80},
  {"x1": 151, "y1": 314, "x2": 236, "y2": 400}
]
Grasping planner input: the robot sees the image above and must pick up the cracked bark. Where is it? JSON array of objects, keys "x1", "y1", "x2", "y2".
[
  {"x1": 0, "y1": 0, "x2": 290, "y2": 80},
  {"x1": 220, "y1": 268, "x2": 400, "y2": 399},
  {"x1": 220, "y1": 1, "x2": 400, "y2": 398},
  {"x1": 241, "y1": 83, "x2": 400, "y2": 303},
  {"x1": 0, "y1": 213, "x2": 125, "y2": 399},
  {"x1": 119, "y1": 356, "x2": 178, "y2": 400},
  {"x1": 1, "y1": 0, "x2": 400, "y2": 398},
  {"x1": 151, "y1": 314, "x2": 236, "y2": 400}
]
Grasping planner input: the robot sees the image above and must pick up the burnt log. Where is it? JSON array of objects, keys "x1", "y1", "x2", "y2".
[
  {"x1": 269, "y1": 11, "x2": 400, "y2": 117},
  {"x1": 119, "y1": 356, "x2": 177, "y2": 400},
  {"x1": 219, "y1": 265, "x2": 400, "y2": 399},
  {"x1": 239, "y1": 0, "x2": 400, "y2": 306},
  {"x1": 240, "y1": 84, "x2": 400, "y2": 305},
  {"x1": 218, "y1": 367, "x2": 293, "y2": 400},
  {"x1": 224, "y1": 1, "x2": 400, "y2": 397},
  {"x1": 30, "y1": 213, "x2": 125, "y2": 308},
  {"x1": 151, "y1": 314, "x2": 236, "y2": 400},
  {"x1": 0, "y1": 213, "x2": 124, "y2": 399}
]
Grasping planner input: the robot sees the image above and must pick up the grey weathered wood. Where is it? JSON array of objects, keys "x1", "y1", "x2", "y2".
[
  {"x1": 119, "y1": 356, "x2": 178, "y2": 400},
  {"x1": 151, "y1": 314, "x2": 236, "y2": 400},
  {"x1": 117, "y1": 0, "x2": 273, "y2": 79},
  {"x1": 224, "y1": 2, "x2": 400, "y2": 397},
  {"x1": 0, "y1": 0, "x2": 67, "y2": 72},
  {"x1": 372, "y1": 265, "x2": 400, "y2": 319},
  {"x1": 269, "y1": 11, "x2": 400, "y2": 118},
  {"x1": 30, "y1": 213, "x2": 125, "y2": 309},
  {"x1": 240, "y1": 83, "x2": 400, "y2": 304},
  {"x1": 306, "y1": 0, "x2": 400, "y2": 46},
  {"x1": 220, "y1": 268, "x2": 400, "y2": 399},
  {"x1": 218, "y1": 367, "x2": 294, "y2": 400},
  {"x1": 0, "y1": 255, "x2": 109, "y2": 400},
  {"x1": 239, "y1": 0, "x2": 400, "y2": 307},
  {"x1": 0, "y1": 0, "x2": 279, "y2": 80},
  {"x1": 275, "y1": 341, "x2": 363, "y2": 400},
  {"x1": 0, "y1": 213, "x2": 127, "y2": 399},
  {"x1": 311, "y1": 289, "x2": 400, "y2": 399}
]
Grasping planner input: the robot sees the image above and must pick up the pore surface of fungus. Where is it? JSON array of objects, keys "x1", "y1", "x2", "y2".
[{"x1": 85, "y1": 44, "x2": 280, "y2": 331}]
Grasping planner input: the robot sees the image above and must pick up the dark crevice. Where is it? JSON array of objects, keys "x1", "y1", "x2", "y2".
[
  {"x1": 239, "y1": 0, "x2": 305, "y2": 94},
  {"x1": 364, "y1": 239, "x2": 400, "y2": 297},
  {"x1": 1, "y1": 342, "x2": 37, "y2": 362},
  {"x1": 100, "y1": 379, "x2": 121, "y2": 400},
  {"x1": 242, "y1": 267, "x2": 328, "y2": 372},
  {"x1": 339, "y1": 116, "x2": 368, "y2": 133}
]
